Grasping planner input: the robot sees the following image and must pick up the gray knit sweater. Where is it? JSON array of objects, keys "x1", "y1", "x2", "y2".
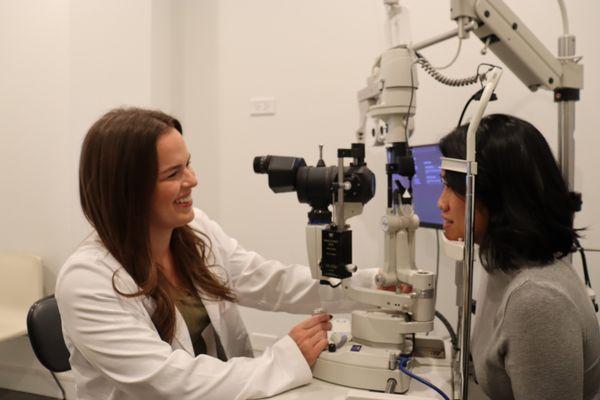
[{"x1": 471, "y1": 260, "x2": 600, "y2": 400}]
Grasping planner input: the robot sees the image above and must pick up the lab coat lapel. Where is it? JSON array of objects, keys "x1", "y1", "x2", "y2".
[
  {"x1": 173, "y1": 307, "x2": 195, "y2": 355},
  {"x1": 196, "y1": 266, "x2": 225, "y2": 341},
  {"x1": 140, "y1": 292, "x2": 195, "y2": 355},
  {"x1": 202, "y1": 299, "x2": 222, "y2": 338}
]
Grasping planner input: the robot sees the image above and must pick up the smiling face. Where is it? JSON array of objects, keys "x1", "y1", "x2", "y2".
[
  {"x1": 149, "y1": 129, "x2": 197, "y2": 233},
  {"x1": 437, "y1": 171, "x2": 488, "y2": 243}
]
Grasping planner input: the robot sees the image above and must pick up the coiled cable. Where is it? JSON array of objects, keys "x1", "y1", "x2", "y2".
[{"x1": 416, "y1": 54, "x2": 479, "y2": 87}]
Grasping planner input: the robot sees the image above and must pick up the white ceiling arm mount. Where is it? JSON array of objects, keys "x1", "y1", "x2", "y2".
[{"x1": 451, "y1": 0, "x2": 582, "y2": 92}]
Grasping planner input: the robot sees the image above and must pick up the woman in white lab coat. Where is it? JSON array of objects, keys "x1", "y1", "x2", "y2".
[{"x1": 56, "y1": 107, "x2": 366, "y2": 400}]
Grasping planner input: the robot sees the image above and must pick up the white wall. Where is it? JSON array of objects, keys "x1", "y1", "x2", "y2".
[
  {"x1": 173, "y1": 0, "x2": 223, "y2": 217},
  {"x1": 0, "y1": 0, "x2": 598, "y2": 397},
  {"x1": 0, "y1": 1, "x2": 71, "y2": 395},
  {"x1": 0, "y1": 0, "x2": 178, "y2": 396}
]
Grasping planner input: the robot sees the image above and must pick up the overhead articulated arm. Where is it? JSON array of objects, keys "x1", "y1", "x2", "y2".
[{"x1": 451, "y1": 0, "x2": 582, "y2": 91}]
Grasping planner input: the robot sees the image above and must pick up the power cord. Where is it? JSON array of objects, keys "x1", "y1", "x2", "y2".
[
  {"x1": 51, "y1": 371, "x2": 67, "y2": 400},
  {"x1": 435, "y1": 311, "x2": 458, "y2": 351},
  {"x1": 574, "y1": 238, "x2": 599, "y2": 312},
  {"x1": 431, "y1": 38, "x2": 463, "y2": 71},
  {"x1": 456, "y1": 64, "x2": 500, "y2": 127},
  {"x1": 398, "y1": 356, "x2": 450, "y2": 400}
]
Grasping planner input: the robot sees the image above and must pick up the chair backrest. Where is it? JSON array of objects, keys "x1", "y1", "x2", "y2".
[{"x1": 27, "y1": 295, "x2": 71, "y2": 372}]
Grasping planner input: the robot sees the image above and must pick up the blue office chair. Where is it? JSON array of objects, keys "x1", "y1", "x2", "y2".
[{"x1": 27, "y1": 295, "x2": 71, "y2": 399}]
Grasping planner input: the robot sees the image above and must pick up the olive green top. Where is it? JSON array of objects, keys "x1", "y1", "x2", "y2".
[{"x1": 175, "y1": 294, "x2": 211, "y2": 356}]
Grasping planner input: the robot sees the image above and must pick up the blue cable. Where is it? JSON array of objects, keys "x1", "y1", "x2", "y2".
[{"x1": 398, "y1": 356, "x2": 450, "y2": 400}]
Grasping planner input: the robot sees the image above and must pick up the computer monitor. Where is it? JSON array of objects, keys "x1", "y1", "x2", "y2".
[{"x1": 391, "y1": 143, "x2": 444, "y2": 229}]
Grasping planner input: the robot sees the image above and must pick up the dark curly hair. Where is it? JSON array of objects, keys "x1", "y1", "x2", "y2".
[{"x1": 439, "y1": 114, "x2": 578, "y2": 272}]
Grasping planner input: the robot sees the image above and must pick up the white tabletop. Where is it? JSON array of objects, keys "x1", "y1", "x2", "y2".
[{"x1": 269, "y1": 361, "x2": 453, "y2": 400}]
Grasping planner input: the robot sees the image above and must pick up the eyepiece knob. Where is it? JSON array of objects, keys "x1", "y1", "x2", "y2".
[{"x1": 253, "y1": 156, "x2": 271, "y2": 174}]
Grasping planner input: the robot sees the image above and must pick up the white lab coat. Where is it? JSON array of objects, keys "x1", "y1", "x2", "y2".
[{"x1": 56, "y1": 208, "x2": 372, "y2": 400}]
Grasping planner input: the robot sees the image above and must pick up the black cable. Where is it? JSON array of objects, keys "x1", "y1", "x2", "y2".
[
  {"x1": 574, "y1": 238, "x2": 598, "y2": 312},
  {"x1": 457, "y1": 94, "x2": 477, "y2": 128},
  {"x1": 435, "y1": 311, "x2": 459, "y2": 351},
  {"x1": 575, "y1": 238, "x2": 592, "y2": 287},
  {"x1": 51, "y1": 371, "x2": 66, "y2": 400},
  {"x1": 457, "y1": 63, "x2": 501, "y2": 128},
  {"x1": 476, "y1": 63, "x2": 497, "y2": 81}
]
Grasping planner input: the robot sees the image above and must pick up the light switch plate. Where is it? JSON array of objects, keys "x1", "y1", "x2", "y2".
[{"x1": 250, "y1": 97, "x2": 276, "y2": 116}]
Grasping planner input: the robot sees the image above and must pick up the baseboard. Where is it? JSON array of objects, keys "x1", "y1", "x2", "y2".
[{"x1": 0, "y1": 361, "x2": 75, "y2": 399}]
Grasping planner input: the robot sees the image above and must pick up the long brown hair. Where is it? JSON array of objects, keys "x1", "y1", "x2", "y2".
[{"x1": 79, "y1": 107, "x2": 236, "y2": 343}]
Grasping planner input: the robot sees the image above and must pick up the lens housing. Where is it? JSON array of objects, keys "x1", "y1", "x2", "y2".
[{"x1": 254, "y1": 155, "x2": 376, "y2": 211}]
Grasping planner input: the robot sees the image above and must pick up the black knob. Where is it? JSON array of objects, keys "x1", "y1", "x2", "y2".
[{"x1": 253, "y1": 156, "x2": 271, "y2": 174}]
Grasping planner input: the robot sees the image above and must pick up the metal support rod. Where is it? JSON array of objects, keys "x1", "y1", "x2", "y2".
[
  {"x1": 413, "y1": 21, "x2": 477, "y2": 51},
  {"x1": 453, "y1": 303, "x2": 463, "y2": 399},
  {"x1": 453, "y1": 261, "x2": 463, "y2": 398},
  {"x1": 455, "y1": 68, "x2": 501, "y2": 400},
  {"x1": 336, "y1": 157, "x2": 345, "y2": 231},
  {"x1": 460, "y1": 164, "x2": 477, "y2": 400},
  {"x1": 558, "y1": 34, "x2": 577, "y2": 264},
  {"x1": 557, "y1": 35, "x2": 576, "y2": 192},
  {"x1": 385, "y1": 378, "x2": 398, "y2": 393},
  {"x1": 558, "y1": 100, "x2": 576, "y2": 191}
]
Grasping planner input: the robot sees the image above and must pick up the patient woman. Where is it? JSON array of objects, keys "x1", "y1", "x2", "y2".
[
  {"x1": 438, "y1": 114, "x2": 600, "y2": 400},
  {"x1": 56, "y1": 107, "x2": 369, "y2": 400}
]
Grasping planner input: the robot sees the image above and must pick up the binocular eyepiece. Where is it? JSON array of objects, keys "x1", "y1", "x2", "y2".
[{"x1": 253, "y1": 155, "x2": 307, "y2": 193}]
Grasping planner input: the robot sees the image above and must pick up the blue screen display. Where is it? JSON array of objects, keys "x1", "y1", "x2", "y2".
[{"x1": 392, "y1": 144, "x2": 443, "y2": 228}]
